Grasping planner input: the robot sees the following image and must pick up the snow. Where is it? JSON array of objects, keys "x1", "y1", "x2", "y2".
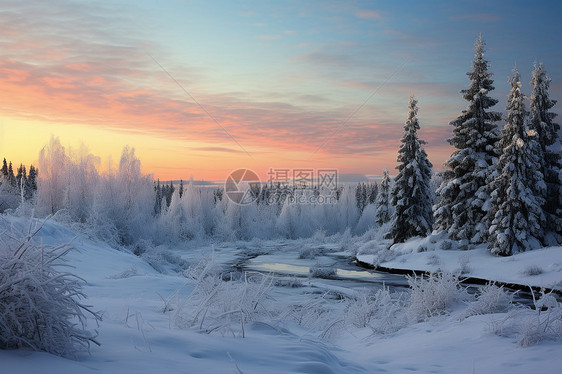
[
  {"x1": 357, "y1": 235, "x2": 562, "y2": 291},
  {"x1": 1, "y1": 217, "x2": 562, "y2": 373}
]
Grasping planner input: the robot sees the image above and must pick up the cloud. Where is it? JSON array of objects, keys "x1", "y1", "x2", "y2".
[
  {"x1": 450, "y1": 13, "x2": 501, "y2": 22},
  {"x1": 284, "y1": 30, "x2": 297, "y2": 35},
  {"x1": 356, "y1": 10, "x2": 383, "y2": 20},
  {"x1": 191, "y1": 147, "x2": 243, "y2": 153},
  {"x1": 257, "y1": 34, "x2": 281, "y2": 40},
  {"x1": 0, "y1": 0, "x2": 459, "y2": 168}
]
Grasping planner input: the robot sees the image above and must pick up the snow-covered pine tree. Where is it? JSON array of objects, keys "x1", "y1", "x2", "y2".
[
  {"x1": 487, "y1": 68, "x2": 546, "y2": 255},
  {"x1": 7, "y1": 162, "x2": 16, "y2": 186},
  {"x1": 433, "y1": 36, "x2": 501, "y2": 244},
  {"x1": 388, "y1": 96, "x2": 433, "y2": 243},
  {"x1": 154, "y1": 179, "x2": 162, "y2": 214},
  {"x1": 368, "y1": 182, "x2": 377, "y2": 205},
  {"x1": 179, "y1": 179, "x2": 184, "y2": 198},
  {"x1": 529, "y1": 62, "x2": 562, "y2": 236},
  {"x1": 27, "y1": 165, "x2": 38, "y2": 192},
  {"x1": 375, "y1": 169, "x2": 391, "y2": 226},
  {"x1": 1, "y1": 159, "x2": 7, "y2": 177}
]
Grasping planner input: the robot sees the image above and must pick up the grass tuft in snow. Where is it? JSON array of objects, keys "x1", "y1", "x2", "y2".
[
  {"x1": 170, "y1": 256, "x2": 274, "y2": 338},
  {"x1": 309, "y1": 265, "x2": 337, "y2": 279},
  {"x1": 521, "y1": 265, "x2": 543, "y2": 276},
  {"x1": 491, "y1": 290, "x2": 562, "y2": 346}
]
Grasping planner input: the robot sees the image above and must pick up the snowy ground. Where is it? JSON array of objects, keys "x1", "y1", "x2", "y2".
[
  {"x1": 357, "y1": 233, "x2": 562, "y2": 291},
  {"x1": 1, "y1": 217, "x2": 562, "y2": 373}
]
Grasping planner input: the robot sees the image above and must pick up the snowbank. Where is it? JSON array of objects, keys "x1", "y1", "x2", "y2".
[{"x1": 357, "y1": 235, "x2": 562, "y2": 291}]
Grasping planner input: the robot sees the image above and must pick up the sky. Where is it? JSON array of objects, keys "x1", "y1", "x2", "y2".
[{"x1": 0, "y1": 0, "x2": 560, "y2": 181}]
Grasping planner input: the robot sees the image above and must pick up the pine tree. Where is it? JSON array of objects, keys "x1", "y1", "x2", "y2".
[
  {"x1": 1, "y1": 158, "x2": 7, "y2": 177},
  {"x1": 355, "y1": 183, "x2": 363, "y2": 212},
  {"x1": 434, "y1": 36, "x2": 501, "y2": 244},
  {"x1": 368, "y1": 182, "x2": 377, "y2": 205},
  {"x1": 154, "y1": 179, "x2": 162, "y2": 214},
  {"x1": 27, "y1": 165, "x2": 38, "y2": 192},
  {"x1": 529, "y1": 62, "x2": 562, "y2": 235},
  {"x1": 179, "y1": 179, "x2": 184, "y2": 198},
  {"x1": 375, "y1": 169, "x2": 391, "y2": 225},
  {"x1": 7, "y1": 161, "x2": 15, "y2": 186},
  {"x1": 388, "y1": 96, "x2": 434, "y2": 243},
  {"x1": 487, "y1": 68, "x2": 546, "y2": 255},
  {"x1": 16, "y1": 164, "x2": 26, "y2": 190}
]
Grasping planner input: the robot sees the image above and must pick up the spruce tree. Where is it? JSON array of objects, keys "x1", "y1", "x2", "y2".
[
  {"x1": 7, "y1": 161, "x2": 15, "y2": 186},
  {"x1": 434, "y1": 36, "x2": 501, "y2": 244},
  {"x1": 1, "y1": 158, "x2": 7, "y2": 177},
  {"x1": 179, "y1": 179, "x2": 184, "y2": 198},
  {"x1": 529, "y1": 62, "x2": 561, "y2": 235},
  {"x1": 27, "y1": 165, "x2": 38, "y2": 192},
  {"x1": 368, "y1": 182, "x2": 377, "y2": 205},
  {"x1": 388, "y1": 96, "x2": 433, "y2": 243},
  {"x1": 375, "y1": 169, "x2": 391, "y2": 226},
  {"x1": 488, "y1": 68, "x2": 545, "y2": 255},
  {"x1": 154, "y1": 179, "x2": 162, "y2": 214}
]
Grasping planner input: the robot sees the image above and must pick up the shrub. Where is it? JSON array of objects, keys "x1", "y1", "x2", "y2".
[
  {"x1": 0, "y1": 219, "x2": 101, "y2": 356},
  {"x1": 522, "y1": 265, "x2": 543, "y2": 276},
  {"x1": 464, "y1": 283, "x2": 512, "y2": 317},
  {"x1": 309, "y1": 265, "x2": 337, "y2": 279},
  {"x1": 406, "y1": 272, "x2": 464, "y2": 322},
  {"x1": 170, "y1": 257, "x2": 273, "y2": 337},
  {"x1": 491, "y1": 290, "x2": 562, "y2": 347}
]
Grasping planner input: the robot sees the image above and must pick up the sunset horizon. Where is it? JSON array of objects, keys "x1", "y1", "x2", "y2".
[{"x1": 1, "y1": 0, "x2": 560, "y2": 181}]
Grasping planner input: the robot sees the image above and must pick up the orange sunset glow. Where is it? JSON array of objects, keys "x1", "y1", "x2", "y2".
[{"x1": 0, "y1": 1, "x2": 559, "y2": 181}]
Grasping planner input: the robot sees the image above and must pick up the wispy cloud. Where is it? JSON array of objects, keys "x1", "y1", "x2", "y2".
[
  {"x1": 257, "y1": 34, "x2": 281, "y2": 40},
  {"x1": 450, "y1": 13, "x2": 501, "y2": 22},
  {"x1": 356, "y1": 10, "x2": 383, "y2": 20},
  {"x1": 191, "y1": 146, "x2": 243, "y2": 153}
]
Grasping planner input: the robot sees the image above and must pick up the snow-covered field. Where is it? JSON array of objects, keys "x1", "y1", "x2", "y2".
[{"x1": 1, "y1": 217, "x2": 562, "y2": 373}]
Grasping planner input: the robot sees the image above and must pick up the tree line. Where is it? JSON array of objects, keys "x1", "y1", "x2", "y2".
[{"x1": 386, "y1": 36, "x2": 560, "y2": 256}]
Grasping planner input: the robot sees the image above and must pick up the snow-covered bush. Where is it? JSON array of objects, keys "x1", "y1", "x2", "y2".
[
  {"x1": 0, "y1": 220, "x2": 100, "y2": 356},
  {"x1": 345, "y1": 287, "x2": 408, "y2": 334},
  {"x1": 464, "y1": 283, "x2": 512, "y2": 317},
  {"x1": 309, "y1": 265, "x2": 336, "y2": 279},
  {"x1": 406, "y1": 272, "x2": 464, "y2": 322},
  {"x1": 171, "y1": 257, "x2": 273, "y2": 337},
  {"x1": 522, "y1": 265, "x2": 543, "y2": 276},
  {"x1": 491, "y1": 291, "x2": 562, "y2": 346}
]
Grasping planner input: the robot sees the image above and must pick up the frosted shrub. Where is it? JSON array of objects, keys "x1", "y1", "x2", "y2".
[
  {"x1": 171, "y1": 264, "x2": 273, "y2": 337},
  {"x1": 522, "y1": 265, "x2": 543, "y2": 276},
  {"x1": 492, "y1": 291, "x2": 562, "y2": 347},
  {"x1": 345, "y1": 287, "x2": 408, "y2": 334},
  {"x1": 0, "y1": 220, "x2": 100, "y2": 356},
  {"x1": 464, "y1": 283, "x2": 512, "y2": 317},
  {"x1": 140, "y1": 245, "x2": 188, "y2": 274},
  {"x1": 309, "y1": 265, "x2": 337, "y2": 279},
  {"x1": 406, "y1": 272, "x2": 464, "y2": 322}
]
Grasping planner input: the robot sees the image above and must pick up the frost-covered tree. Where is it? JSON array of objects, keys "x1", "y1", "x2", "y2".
[
  {"x1": 179, "y1": 179, "x2": 184, "y2": 198},
  {"x1": 36, "y1": 137, "x2": 69, "y2": 215},
  {"x1": 434, "y1": 36, "x2": 501, "y2": 244},
  {"x1": 388, "y1": 96, "x2": 433, "y2": 243},
  {"x1": 529, "y1": 62, "x2": 562, "y2": 235},
  {"x1": 375, "y1": 169, "x2": 391, "y2": 226},
  {"x1": 487, "y1": 68, "x2": 546, "y2": 255}
]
